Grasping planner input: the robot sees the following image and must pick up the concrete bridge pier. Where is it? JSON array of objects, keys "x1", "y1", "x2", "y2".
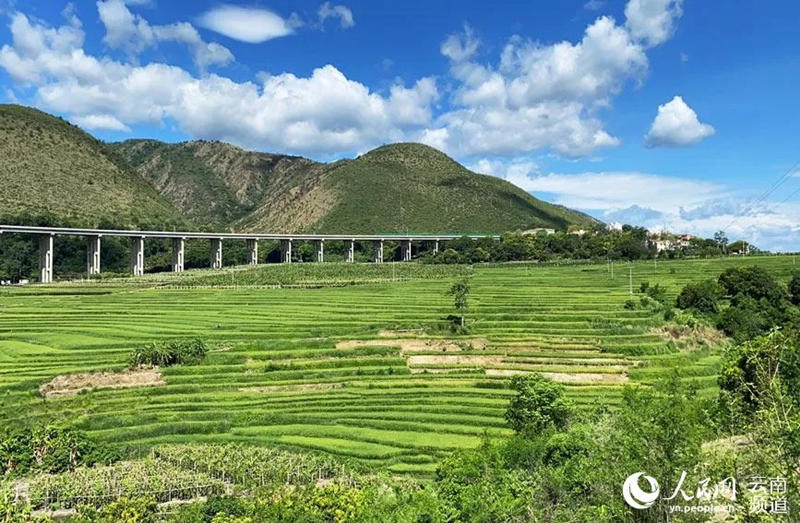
[
  {"x1": 171, "y1": 237, "x2": 185, "y2": 272},
  {"x1": 401, "y1": 240, "x2": 412, "y2": 261},
  {"x1": 432, "y1": 239, "x2": 439, "y2": 255},
  {"x1": 130, "y1": 236, "x2": 144, "y2": 276},
  {"x1": 86, "y1": 235, "x2": 101, "y2": 276},
  {"x1": 247, "y1": 239, "x2": 258, "y2": 265},
  {"x1": 39, "y1": 233, "x2": 54, "y2": 283},
  {"x1": 315, "y1": 240, "x2": 324, "y2": 263},
  {"x1": 345, "y1": 240, "x2": 355, "y2": 263},
  {"x1": 373, "y1": 240, "x2": 383, "y2": 263},
  {"x1": 281, "y1": 239, "x2": 292, "y2": 263},
  {"x1": 211, "y1": 238, "x2": 223, "y2": 269}
]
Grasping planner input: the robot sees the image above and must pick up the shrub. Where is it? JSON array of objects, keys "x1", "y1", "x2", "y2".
[
  {"x1": 789, "y1": 273, "x2": 800, "y2": 305},
  {"x1": 676, "y1": 279, "x2": 723, "y2": 314},
  {"x1": 505, "y1": 374, "x2": 572, "y2": 435},
  {"x1": 644, "y1": 283, "x2": 668, "y2": 304},
  {"x1": 623, "y1": 299, "x2": 637, "y2": 310},
  {"x1": 76, "y1": 496, "x2": 158, "y2": 522},
  {"x1": 718, "y1": 329, "x2": 800, "y2": 420},
  {"x1": 718, "y1": 266, "x2": 788, "y2": 306},
  {"x1": 0, "y1": 426, "x2": 109, "y2": 478},
  {"x1": 129, "y1": 339, "x2": 207, "y2": 367}
]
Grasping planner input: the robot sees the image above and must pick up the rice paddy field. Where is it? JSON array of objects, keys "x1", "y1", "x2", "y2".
[{"x1": 1, "y1": 255, "x2": 798, "y2": 477}]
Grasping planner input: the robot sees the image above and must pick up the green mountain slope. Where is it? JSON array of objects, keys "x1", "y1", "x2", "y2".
[
  {"x1": 0, "y1": 105, "x2": 184, "y2": 228},
  {"x1": 237, "y1": 143, "x2": 597, "y2": 234},
  {"x1": 112, "y1": 139, "x2": 325, "y2": 227},
  {"x1": 0, "y1": 104, "x2": 596, "y2": 234}
]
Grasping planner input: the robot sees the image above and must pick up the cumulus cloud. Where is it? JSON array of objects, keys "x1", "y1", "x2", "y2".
[
  {"x1": 318, "y1": 2, "x2": 354, "y2": 29},
  {"x1": 469, "y1": 158, "x2": 539, "y2": 178},
  {"x1": 97, "y1": 0, "x2": 233, "y2": 70},
  {"x1": 624, "y1": 0, "x2": 683, "y2": 47},
  {"x1": 645, "y1": 95, "x2": 715, "y2": 147},
  {"x1": 71, "y1": 113, "x2": 131, "y2": 132},
  {"x1": 0, "y1": 0, "x2": 684, "y2": 162},
  {"x1": 0, "y1": 10, "x2": 437, "y2": 155},
  {"x1": 197, "y1": 5, "x2": 297, "y2": 43},
  {"x1": 426, "y1": 11, "x2": 660, "y2": 158}
]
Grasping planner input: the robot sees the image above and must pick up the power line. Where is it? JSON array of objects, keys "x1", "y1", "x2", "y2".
[{"x1": 722, "y1": 158, "x2": 800, "y2": 232}]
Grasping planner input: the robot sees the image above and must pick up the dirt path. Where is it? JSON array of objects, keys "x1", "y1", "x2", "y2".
[{"x1": 39, "y1": 367, "x2": 165, "y2": 398}]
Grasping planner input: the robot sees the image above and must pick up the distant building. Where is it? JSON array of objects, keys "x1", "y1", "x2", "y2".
[
  {"x1": 569, "y1": 229, "x2": 588, "y2": 236},
  {"x1": 522, "y1": 228, "x2": 555, "y2": 235},
  {"x1": 649, "y1": 238, "x2": 674, "y2": 253},
  {"x1": 675, "y1": 234, "x2": 694, "y2": 248},
  {"x1": 18, "y1": 279, "x2": 29, "y2": 285}
]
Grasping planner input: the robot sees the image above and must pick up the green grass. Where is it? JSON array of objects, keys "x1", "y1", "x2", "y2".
[{"x1": 0, "y1": 255, "x2": 796, "y2": 476}]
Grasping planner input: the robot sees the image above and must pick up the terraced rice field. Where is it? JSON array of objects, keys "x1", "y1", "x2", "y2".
[{"x1": 0, "y1": 255, "x2": 797, "y2": 476}]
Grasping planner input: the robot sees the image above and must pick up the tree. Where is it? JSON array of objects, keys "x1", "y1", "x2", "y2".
[
  {"x1": 714, "y1": 230, "x2": 728, "y2": 253},
  {"x1": 675, "y1": 279, "x2": 723, "y2": 313},
  {"x1": 718, "y1": 266, "x2": 788, "y2": 306},
  {"x1": 505, "y1": 374, "x2": 572, "y2": 435},
  {"x1": 447, "y1": 278, "x2": 470, "y2": 327}
]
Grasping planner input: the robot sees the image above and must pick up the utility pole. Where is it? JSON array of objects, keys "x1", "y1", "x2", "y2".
[
  {"x1": 611, "y1": 261, "x2": 614, "y2": 279},
  {"x1": 628, "y1": 264, "x2": 633, "y2": 296}
]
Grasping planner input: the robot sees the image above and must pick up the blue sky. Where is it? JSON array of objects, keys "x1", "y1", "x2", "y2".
[{"x1": 1, "y1": 0, "x2": 799, "y2": 250}]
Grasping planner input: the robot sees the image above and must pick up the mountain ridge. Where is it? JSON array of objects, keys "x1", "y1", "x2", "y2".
[{"x1": 0, "y1": 104, "x2": 598, "y2": 233}]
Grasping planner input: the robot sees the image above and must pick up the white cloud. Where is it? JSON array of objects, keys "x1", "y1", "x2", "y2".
[
  {"x1": 469, "y1": 158, "x2": 539, "y2": 178},
  {"x1": 481, "y1": 167, "x2": 800, "y2": 251},
  {"x1": 440, "y1": 24, "x2": 479, "y2": 62},
  {"x1": 428, "y1": 12, "x2": 658, "y2": 158},
  {"x1": 0, "y1": 10, "x2": 438, "y2": 156},
  {"x1": 503, "y1": 171, "x2": 721, "y2": 212},
  {"x1": 97, "y1": 0, "x2": 233, "y2": 70},
  {"x1": 71, "y1": 113, "x2": 131, "y2": 132},
  {"x1": 0, "y1": 0, "x2": 684, "y2": 163},
  {"x1": 584, "y1": 0, "x2": 605, "y2": 11},
  {"x1": 645, "y1": 95, "x2": 714, "y2": 147},
  {"x1": 318, "y1": 2, "x2": 354, "y2": 29},
  {"x1": 197, "y1": 5, "x2": 297, "y2": 44},
  {"x1": 624, "y1": 0, "x2": 683, "y2": 47}
]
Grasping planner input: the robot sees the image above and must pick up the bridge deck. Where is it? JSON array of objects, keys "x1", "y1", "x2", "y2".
[{"x1": 0, "y1": 225, "x2": 499, "y2": 241}]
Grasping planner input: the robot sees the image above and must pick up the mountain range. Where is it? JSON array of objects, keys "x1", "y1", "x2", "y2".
[{"x1": 1, "y1": 104, "x2": 596, "y2": 233}]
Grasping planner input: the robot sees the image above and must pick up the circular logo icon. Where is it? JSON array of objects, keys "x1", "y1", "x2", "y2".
[{"x1": 622, "y1": 472, "x2": 660, "y2": 509}]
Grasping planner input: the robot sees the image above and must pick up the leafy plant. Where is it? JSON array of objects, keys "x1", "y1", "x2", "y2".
[
  {"x1": 505, "y1": 374, "x2": 572, "y2": 435},
  {"x1": 128, "y1": 339, "x2": 207, "y2": 367}
]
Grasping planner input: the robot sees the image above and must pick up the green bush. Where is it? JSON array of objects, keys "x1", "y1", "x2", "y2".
[
  {"x1": 76, "y1": 496, "x2": 158, "y2": 522},
  {"x1": 623, "y1": 299, "x2": 637, "y2": 310},
  {"x1": 505, "y1": 374, "x2": 572, "y2": 435},
  {"x1": 718, "y1": 266, "x2": 788, "y2": 306},
  {"x1": 128, "y1": 339, "x2": 207, "y2": 367},
  {"x1": 718, "y1": 328, "x2": 800, "y2": 418},
  {"x1": 676, "y1": 279, "x2": 723, "y2": 313},
  {"x1": 0, "y1": 425, "x2": 110, "y2": 478},
  {"x1": 789, "y1": 273, "x2": 800, "y2": 305}
]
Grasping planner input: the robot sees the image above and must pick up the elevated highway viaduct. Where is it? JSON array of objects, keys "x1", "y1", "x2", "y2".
[{"x1": 0, "y1": 225, "x2": 500, "y2": 283}]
